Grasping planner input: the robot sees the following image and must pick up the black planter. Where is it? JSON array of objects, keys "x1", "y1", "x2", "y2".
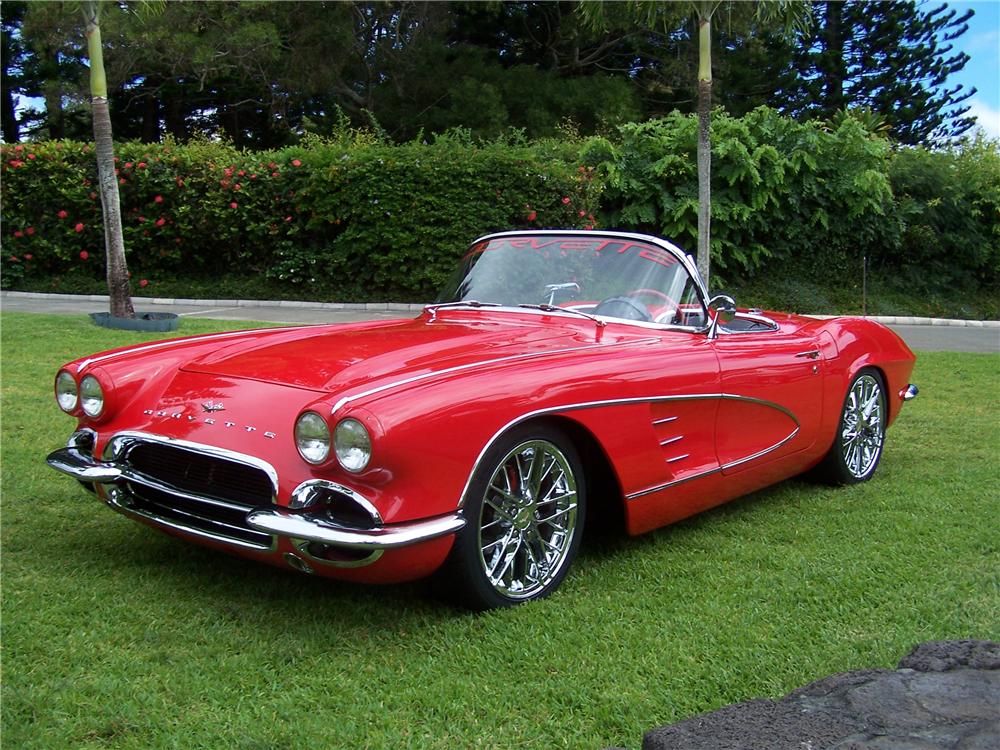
[{"x1": 90, "y1": 311, "x2": 181, "y2": 332}]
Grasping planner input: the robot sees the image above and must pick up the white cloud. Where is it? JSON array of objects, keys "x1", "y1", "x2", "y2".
[{"x1": 967, "y1": 98, "x2": 1000, "y2": 139}]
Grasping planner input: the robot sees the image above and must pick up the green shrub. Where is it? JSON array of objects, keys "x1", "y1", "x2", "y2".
[
  {"x1": 582, "y1": 107, "x2": 899, "y2": 284},
  {"x1": 1, "y1": 135, "x2": 597, "y2": 300}
]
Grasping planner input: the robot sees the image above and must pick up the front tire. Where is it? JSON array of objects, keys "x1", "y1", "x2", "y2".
[
  {"x1": 442, "y1": 424, "x2": 586, "y2": 611},
  {"x1": 818, "y1": 369, "x2": 887, "y2": 484}
]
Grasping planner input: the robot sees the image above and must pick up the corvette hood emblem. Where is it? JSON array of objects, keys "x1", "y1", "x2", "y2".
[{"x1": 201, "y1": 400, "x2": 226, "y2": 413}]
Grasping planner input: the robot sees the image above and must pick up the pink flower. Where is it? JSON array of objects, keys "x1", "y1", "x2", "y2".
[
  {"x1": 57, "y1": 210, "x2": 68, "y2": 219},
  {"x1": 119, "y1": 178, "x2": 126, "y2": 185},
  {"x1": 8, "y1": 255, "x2": 18, "y2": 262},
  {"x1": 584, "y1": 224, "x2": 593, "y2": 230},
  {"x1": 139, "y1": 279, "x2": 149, "y2": 288},
  {"x1": 561, "y1": 196, "x2": 571, "y2": 205},
  {"x1": 138, "y1": 216, "x2": 146, "y2": 223},
  {"x1": 80, "y1": 251, "x2": 89, "y2": 260},
  {"x1": 155, "y1": 218, "x2": 166, "y2": 227},
  {"x1": 89, "y1": 192, "x2": 97, "y2": 200},
  {"x1": 8, "y1": 159, "x2": 23, "y2": 168},
  {"x1": 238, "y1": 169, "x2": 245, "y2": 177},
  {"x1": 578, "y1": 210, "x2": 585, "y2": 217},
  {"x1": 13, "y1": 230, "x2": 23, "y2": 238},
  {"x1": 527, "y1": 210, "x2": 537, "y2": 221},
  {"x1": 224, "y1": 167, "x2": 234, "y2": 177},
  {"x1": 220, "y1": 179, "x2": 230, "y2": 188},
  {"x1": 271, "y1": 171, "x2": 280, "y2": 178},
  {"x1": 268, "y1": 161, "x2": 277, "y2": 169},
  {"x1": 74, "y1": 223, "x2": 84, "y2": 232},
  {"x1": 291, "y1": 159, "x2": 302, "y2": 167},
  {"x1": 233, "y1": 183, "x2": 241, "y2": 191},
  {"x1": 249, "y1": 173, "x2": 257, "y2": 180},
  {"x1": 24, "y1": 253, "x2": 33, "y2": 260},
  {"x1": 124, "y1": 162, "x2": 133, "y2": 169},
  {"x1": 154, "y1": 195, "x2": 163, "y2": 203},
  {"x1": 27, "y1": 153, "x2": 35, "y2": 160},
  {"x1": 13, "y1": 144, "x2": 22, "y2": 152},
  {"x1": 137, "y1": 162, "x2": 147, "y2": 169},
  {"x1": 26, "y1": 226, "x2": 34, "y2": 235},
  {"x1": 284, "y1": 215, "x2": 292, "y2": 222},
  {"x1": 230, "y1": 201, "x2": 238, "y2": 209}
]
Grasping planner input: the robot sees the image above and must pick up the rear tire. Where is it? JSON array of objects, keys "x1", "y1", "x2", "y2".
[
  {"x1": 817, "y1": 368, "x2": 887, "y2": 485},
  {"x1": 441, "y1": 424, "x2": 586, "y2": 611}
]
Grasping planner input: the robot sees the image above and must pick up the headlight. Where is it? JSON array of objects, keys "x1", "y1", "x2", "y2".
[
  {"x1": 79, "y1": 375, "x2": 104, "y2": 417},
  {"x1": 295, "y1": 411, "x2": 331, "y2": 464},
  {"x1": 56, "y1": 371, "x2": 78, "y2": 412},
  {"x1": 335, "y1": 418, "x2": 371, "y2": 473}
]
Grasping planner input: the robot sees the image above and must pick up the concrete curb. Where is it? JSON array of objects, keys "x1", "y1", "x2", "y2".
[{"x1": 2, "y1": 291, "x2": 998, "y2": 327}]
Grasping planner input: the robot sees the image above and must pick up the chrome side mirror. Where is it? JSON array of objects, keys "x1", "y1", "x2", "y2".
[{"x1": 707, "y1": 294, "x2": 737, "y2": 338}]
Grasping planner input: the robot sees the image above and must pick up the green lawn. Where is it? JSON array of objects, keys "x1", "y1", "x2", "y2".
[{"x1": 2, "y1": 311, "x2": 997, "y2": 749}]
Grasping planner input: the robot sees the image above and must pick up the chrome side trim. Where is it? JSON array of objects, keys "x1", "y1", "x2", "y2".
[
  {"x1": 104, "y1": 431, "x2": 279, "y2": 497},
  {"x1": 659, "y1": 435, "x2": 684, "y2": 447},
  {"x1": 246, "y1": 508, "x2": 465, "y2": 551},
  {"x1": 665, "y1": 453, "x2": 690, "y2": 463},
  {"x1": 330, "y1": 337, "x2": 659, "y2": 414},
  {"x1": 457, "y1": 393, "x2": 801, "y2": 508},
  {"x1": 652, "y1": 416, "x2": 678, "y2": 425},
  {"x1": 627, "y1": 425, "x2": 801, "y2": 500},
  {"x1": 902, "y1": 384, "x2": 919, "y2": 401}
]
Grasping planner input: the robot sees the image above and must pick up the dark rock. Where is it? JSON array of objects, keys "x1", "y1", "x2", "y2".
[
  {"x1": 642, "y1": 641, "x2": 1000, "y2": 750},
  {"x1": 898, "y1": 640, "x2": 1000, "y2": 672}
]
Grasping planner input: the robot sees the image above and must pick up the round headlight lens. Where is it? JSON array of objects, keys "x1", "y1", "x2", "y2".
[
  {"x1": 79, "y1": 375, "x2": 104, "y2": 417},
  {"x1": 56, "y1": 371, "x2": 78, "y2": 412},
  {"x1": 295, "y1": 411, "x2": 331, "y2": 464},
  {"x1": 335, "y1": 418, "x2": 371, "y2": 473}
]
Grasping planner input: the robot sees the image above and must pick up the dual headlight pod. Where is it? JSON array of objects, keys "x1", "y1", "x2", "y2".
[
  {"x1": 55, "y1": 371, "x2": 106, "y2": 418},
  {"x1": 295, "y1": 412, "x2": 371, "y2": 473}
]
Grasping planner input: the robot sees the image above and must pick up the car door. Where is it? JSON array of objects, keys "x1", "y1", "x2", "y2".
[{"x1": 711, "y1": 322, "x2": 825, "y2": 475}]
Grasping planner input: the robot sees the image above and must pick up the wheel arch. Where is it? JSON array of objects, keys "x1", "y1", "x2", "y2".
[{"x1": 460, "y1": 414, "x2": 626, "y2": 534}]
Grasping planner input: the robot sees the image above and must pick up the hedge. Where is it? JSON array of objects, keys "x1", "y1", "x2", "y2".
[
  {"x1": 2, "y1": 111, "x2": 997, "y2": 302},
  {"x1": 0, "y1": 133, "x2": 598, "y2": 300}
]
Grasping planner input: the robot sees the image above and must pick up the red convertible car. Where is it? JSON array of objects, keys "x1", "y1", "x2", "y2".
[{"x1": 48, "y1": 231, "x2": 917, "y2": 609}]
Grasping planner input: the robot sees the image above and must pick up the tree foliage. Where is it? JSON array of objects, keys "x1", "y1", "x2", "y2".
[{"x1": 0, "y1": 1, "x2": 981, "y2": 147}]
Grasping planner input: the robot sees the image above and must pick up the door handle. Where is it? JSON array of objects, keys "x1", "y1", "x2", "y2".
[{"x1": 795, "y1": 350, "x2": 820, "y2": 360}]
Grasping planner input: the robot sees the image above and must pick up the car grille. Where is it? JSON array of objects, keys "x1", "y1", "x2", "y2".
[{"x1": 119, "y1": 441, "x2": 275, "y2": 550}]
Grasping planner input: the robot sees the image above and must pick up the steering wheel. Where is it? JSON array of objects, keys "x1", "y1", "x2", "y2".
[
  {"x1": 628, "y1": 288, "x2": 680, "y2": 324},
  {"x1": 593, "y1": 296, "x2": 653, "y2": 322}
]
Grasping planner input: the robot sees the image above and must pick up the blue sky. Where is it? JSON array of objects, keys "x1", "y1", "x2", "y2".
[{"x1": 950, "y1": 0, "x2": 1000, "y2": 137}]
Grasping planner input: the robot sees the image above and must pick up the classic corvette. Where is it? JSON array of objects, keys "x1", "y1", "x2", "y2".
[{"x1": 48, "y1": 230, "x2": 918, "y2": 609}]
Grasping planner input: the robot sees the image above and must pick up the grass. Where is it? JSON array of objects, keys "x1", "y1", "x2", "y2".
[{"x1": 2, "y1": 311, "x2": 998, "y2": 749}]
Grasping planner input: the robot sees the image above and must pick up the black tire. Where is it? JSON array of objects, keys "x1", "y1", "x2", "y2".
[
  {"x1": 817, "y1": 368, "x2": 887, "y2": 485},
  {"x1": 441, "y1": 424, "x2": 586, "y2": 611}
]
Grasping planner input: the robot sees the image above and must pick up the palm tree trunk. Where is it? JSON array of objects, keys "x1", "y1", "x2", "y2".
[
  {"x1": 696, "y1": 10, "x2": 712, "y2": 290},
  {"x1": 84, "y1": 1, "x2": 134, "y2": 319}
]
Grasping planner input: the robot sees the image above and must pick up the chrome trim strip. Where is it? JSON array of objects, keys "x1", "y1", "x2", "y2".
[
  {"x1": 457, "y1": 393, "x2": 801, "y2": 508},
  {"x1": 651, "y1": 416, "x2": 678, "y2": 425},
  {"x1": 123, "y1": 474, "x2": 257, "y2": 513},
  {"x1": 717, "y1": 312, "x2": 779, "y2": 335},
  {"x1": 47, "y1": 446, "x2": 123, "y2": 482},
  {"x1": 627, "y1": 425, "x2": 801, "y2": 500},
  {"x1": 665, "y1": 453, "x2": 689, "y2": 463},
  {"x1": 104, "y1": 431, "x2": 279, "y2": 497},
  {"x1": 659, "y1": 435, "x2": 684, "y2": 447},
  {"x1": 289, "y1": 479, "x2": 383, "y2": 524},
  {"x1": 330, "y1": 337, "x2": 659, "y2": 414},
  {"x1": 104, "y1": 487, "x2": 274, "y2": 551},
  {"x1": 290, "y1": 539, "x2": 384, "y2": 569},
  {"x1": 246, "y1": 508, "x2": 465, "y2": 551},
  {"x1": 902, "y1": 384, "x2": 919, "y2": 401}
]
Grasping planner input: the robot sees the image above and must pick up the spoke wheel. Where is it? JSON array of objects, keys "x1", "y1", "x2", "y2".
[
  {"x1": 818, "y1": 369, "x2": 887, "y2": 484},
  {"x1": 441, "y1": 425, "x2": 586, "y2": 610}
]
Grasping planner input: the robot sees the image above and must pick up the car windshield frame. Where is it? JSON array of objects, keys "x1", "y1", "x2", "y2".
[{"x1": 433, "y1": 230, "x2": 711, "y2": 331}]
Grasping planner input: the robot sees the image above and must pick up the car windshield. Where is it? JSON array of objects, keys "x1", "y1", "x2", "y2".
[{"x1": 436, "y1": 233, "x2": 707, "y2": 327}]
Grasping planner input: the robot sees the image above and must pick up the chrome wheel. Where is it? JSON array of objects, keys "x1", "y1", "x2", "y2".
[
  {"x1": 840, "y1": 373, "x2": 885, "y2": 479},
  {"x1": 477, "y1": 439, "x2": 580, "y2": 601}
]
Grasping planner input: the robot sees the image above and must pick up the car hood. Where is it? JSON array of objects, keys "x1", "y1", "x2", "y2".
[{"x1": 180, "y1": 316, "x2": 599, "y2": 393}]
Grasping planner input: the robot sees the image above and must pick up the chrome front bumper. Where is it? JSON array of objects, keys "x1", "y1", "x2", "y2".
[{"x1": 46, "y1": 445, "x2": 465, "y2": 552}]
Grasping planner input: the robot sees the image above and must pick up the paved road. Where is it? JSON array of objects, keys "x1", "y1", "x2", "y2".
[{"x1": 2, "y1": 292, "x2": 998, "y2": 353}]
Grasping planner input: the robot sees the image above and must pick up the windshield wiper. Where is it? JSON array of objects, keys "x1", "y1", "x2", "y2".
[
  {"x1": 518, "y1": 303, "x2": 606, "y2": 328},
  {"x1": 423, "y1": 300, "x2": 502, "y2": 321}
]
